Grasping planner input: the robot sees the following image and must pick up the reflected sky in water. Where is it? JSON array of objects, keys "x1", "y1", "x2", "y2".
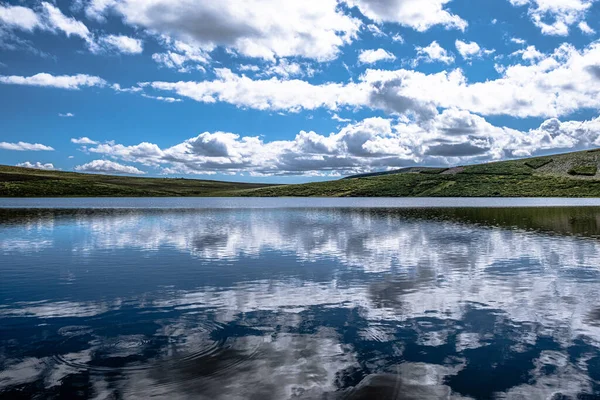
[{"x1": 1, "y1": 203, "x2": 600, "y2": 399}]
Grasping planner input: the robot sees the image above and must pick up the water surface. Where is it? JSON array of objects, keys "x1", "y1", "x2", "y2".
[{"x1": 1, "y1": 199, "x2": 600, "y2": 399}]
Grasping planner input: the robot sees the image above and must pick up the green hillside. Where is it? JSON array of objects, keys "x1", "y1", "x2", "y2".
[
  {"x1": 0, "y1": 165, "x2": 274, "y2": 197},
  {"x1": 3, "y1": 149, "x2": 600, "y2": 197},
  {"x1": 246, "y1": 149, "x2": 600, "y2": 197}
]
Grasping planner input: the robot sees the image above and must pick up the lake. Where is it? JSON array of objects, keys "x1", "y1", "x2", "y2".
[{"x1": 1, "y1": 198, "x2": 600, "y2": 399}]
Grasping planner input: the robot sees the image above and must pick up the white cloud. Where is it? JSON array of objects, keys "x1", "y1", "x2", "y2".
[
  {"x1": 41, "y1": 2, "x2": 88, "y2": 38},
  {"x1": 0, "y1": 142, "x2": 54, "y2": 151},
  {"x1": 86, "y1": 0, "x2": 361, "y2": 61},
  {"x1": 0, "y1": 73, "x2": 106, "y2": 89},
  {"x1": 146, "y1": 40, "x2": 600, "y2": 120},
  {"x1": 1, "y1": 3, "x2": 145, "y2": 55},
  {"x1": 0, "y1": 3, "x2": 92, "y2": 53},
  {"x1": 99, "y1": 34, "x2": 143, "y2": 54},
  {"x1": 0, "y1": 4, "x2": 42, "y2": 31},
  {"x1": 360, "y1": 41, "x2": 600, "y2": 119},
  {"x1": 111, "y1": 83, "x2": 143, "y2": 93},
  {"x1": 509, "y1": 0, "x2": 596, "y2": 36},
  {"x1": 71, "y1": 137, "x2": 98, "y2": 145},
  {"x1": 332, "y1": 113, "x2": 352, "y2": 122},
  {"x1": 414, "y1": 41, "x2": 454, "y2": 65},
  {"x1": 358, "y1": 48, "x2": 396, "y2": 64},
  {"x1": 343, "y1": 0, "x2": 467, "y2": 31},
  {"x1": 578, "y1": 21, "x2": 596, "y2": 35},
  {"x1": 260, "y1": 59, "x2": 316, "y2": 79},
  {"x1": 145, "y1": 68, "x2": 368, "y2": 113},
  {"x1": 16, "y1": 161, "x2": 57, "y2": 170},
  {"x1": 511, "y1": 45, "x2": 545, "y2": 61},
  {"x1": 59, "y1": 112, "x2": 75, "y2": 117},
  {"x1": 455, "y1": 40, "x2": 482, "y2": 59},
  {"x1": 391, "y1": 33, "x2": 404, "y2": 43},
  {"x1": 74, "y1": 159, "x2": 146, "y2": 175},
  {"x1": 152, "y1": 40, "x2": 210, "y2": 73},
  {"x1": 366, "y1": 24, "x2": 386, "y2": 37},
  {"x1": 511, "y1": 37, "x2": 527, "y2": 45},
  {"x1": 40, "y1": 2, "x2": 95, "y2": 49},
  {"x1": 141, "y1": 94, "x2": 182, "y2": 103},
  {"x1": 75, "y1": 112, "x2": 600, "y2": 176},
  {"x1": 239, "y1": 64, "x2": 261, "y2": 73}
]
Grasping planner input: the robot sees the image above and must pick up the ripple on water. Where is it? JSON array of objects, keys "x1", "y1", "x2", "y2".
[
  {"x1": 51, "y1": 320, "x2": 263, "y2": 377},
  {"x1": 57, "y1": 325, "x2": 94, "y2": 337}
]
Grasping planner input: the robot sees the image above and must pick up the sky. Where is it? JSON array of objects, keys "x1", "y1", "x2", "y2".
[{"x1": 1, "y1": 0, "x2": 600, "y2": 183}]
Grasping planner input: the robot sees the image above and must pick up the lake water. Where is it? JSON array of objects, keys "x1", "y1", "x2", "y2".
[{"x1": 1, "y1": 198, "x2": 600, "y2": 399}]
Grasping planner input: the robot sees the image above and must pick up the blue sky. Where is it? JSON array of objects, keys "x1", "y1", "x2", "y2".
[{"x1": 1, "y1": 0, "x2": 600, "y2": 182}]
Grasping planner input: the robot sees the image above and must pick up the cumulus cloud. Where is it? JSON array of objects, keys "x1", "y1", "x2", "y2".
[
  {"x1": 71, "y1": 137, "x2": 98, "y2": 145},
  {"x1": 508, "y1": 0, "x2": 596, "y2": 35},
  {"x1": 0, "y1": 4, "x2": 42, "y2": 31},
  {"x1": 85, "y1": 0, "x2": 361, "y2": 61},
  {"x1": 511, "y1": 45, "x2": 545, "y2": 61},
  {"x1": 0, "y1": 142, "x2": 54, "y2": 151},
  {"x1": 0, "y1": 2, "x2": 146, "y2": 55},
  {"x1": 146, "y1": 40, "x2": 600, "y2": 120},
  {"x1": 0, "y1": 73, "x2": 106, "y2": 89},
  {"x1": 455, "y1": 40, "x2": 494, "y2": 60},
  {"x1": 74, "y1": 159, "x2": 146, "y2": 175},
  {"x1": 98, "y1": 34, "x2": 143, "y2": 54},
  {"x1": 455, "y1": 40, "x2": 480, "y2": 59},
  {"x1": 71, "y1": 112, "x2": 600, "y2": 176},
  {"x1": 16, "y1": 161, "x2": 57, "y2": 170},
  {"x1": 59, "y1": 112, "x2": 74, "y2": 117},
  {"x1": 358, "y1": 48, "x2": 396, "y2": 64},
  {"x1": 578, "y1": 21, "x2": 596, "y2": 35},
  {"x1": 414, "y1": 41, "x2": 455, "y2": 65},
  {"x1": 144, "y1": 68, "x2": 368, "y2": 113},
  {"x1": 343, "y1": 0, "x2": 467, "y2": 31}
]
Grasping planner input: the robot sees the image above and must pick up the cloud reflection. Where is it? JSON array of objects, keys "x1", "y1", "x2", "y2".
[{"x1": 1, "y1": 208, "x2": 600, "y2": 398}]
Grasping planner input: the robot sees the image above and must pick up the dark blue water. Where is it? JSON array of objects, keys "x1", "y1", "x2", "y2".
[{"x1": 1, "y1": 199, "x2": 600, "y2": 399}]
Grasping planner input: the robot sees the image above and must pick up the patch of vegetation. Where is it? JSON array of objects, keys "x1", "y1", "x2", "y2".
[
  {"x1": 525, "y1": 158, "x2": 553, "y2": 170},
  {"x1": 568, "y1": 165, "x2": 598, "y2": 176},
  {"x1": 461, "y1": 162, "x2": 532, "y2": 175}
]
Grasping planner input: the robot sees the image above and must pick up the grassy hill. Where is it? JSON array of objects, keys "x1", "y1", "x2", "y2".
[
  {"x1": 0, "y1": 165, "x2": 274, "y2": 197},
  {"x1": 3, "y1": 149, "x2": 600, "y2": 197},
  {"x1": 246, "y1": 149, "x2": 600, "y2": 197}
]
